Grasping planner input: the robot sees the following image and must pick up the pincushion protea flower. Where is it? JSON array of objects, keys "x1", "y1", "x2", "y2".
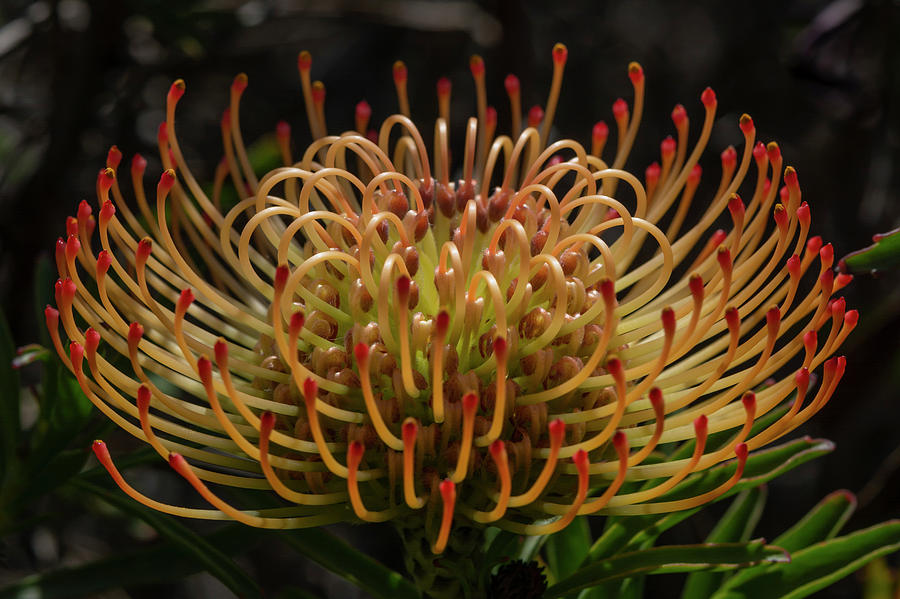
[{"x1": 46, "y1": 42, "x2": 855, "y2": 586}]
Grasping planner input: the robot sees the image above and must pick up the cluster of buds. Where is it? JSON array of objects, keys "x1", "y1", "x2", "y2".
[{"x1": 47, "y1": 44, "x2": 854, "y2": 560}]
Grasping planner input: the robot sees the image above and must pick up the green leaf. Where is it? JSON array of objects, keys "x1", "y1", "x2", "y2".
[
  {"x1": 545, "y1": 516, "x2": 591, "y2": 583},
  {"x1": 587, "y1": 437, "x2": 833, "y2": 562},
  {"x1": 712, "y1": 521, "x2": 900, "y2": 599},
  {"x1": 70, "y1": 478, "x2": 261, "y2": 599},
  {"x1": 545, "y1": 540, "x2": 789, "y2": 598},
  {"x1": 772, "y1": 489, "x2": 856, "y2": 553},
  {"x1": 0, "y1": 525, "x2": 263, "y2": 599},
  {"x1": 0, "y1": 311, "x2": 19, "y2": 480},
  {"x1": 281, "y1": 527, "x2": 420, "y2": 599},
  {"x1": 681, "y1": 486, "x2": 768, "y2": 598},
  {"x1": 840, "y1": 227, "x2": 900, "y2": 274}
]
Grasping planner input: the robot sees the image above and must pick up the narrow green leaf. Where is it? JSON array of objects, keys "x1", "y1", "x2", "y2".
[
  {"x1": 840, "y1": 227, "x2": 900, "y2": 274},
  {"x1": 71, "y1": 478, "x2": 261, "y2": 599},
  {"x1": 681, "y1": 487, "x2": 767, "y2": 598},
  {"x1": 0, "y1": 525, "x2": 262, "y2": 599},
  {"x1": 587, "y1": 437, "x2": 833, "y2": 562},
  {"x1": 281, "y1": 527, "x2": 420, "y2": 599},
  {"x1": 545, "y1": 516, "x2": 591, "y2": 583},
  {"x1": 545, "y1": 541, "x2": 789, "y2": 598},
  {"x1": 713, "y1": 521, "x2": 900, "y2": 599},
  {"x1": 772, "y1": 489, "x2": 856, "y2": 553},
  {"x1": 861, "y1": 558, "x2": 894, "y2": 599}
]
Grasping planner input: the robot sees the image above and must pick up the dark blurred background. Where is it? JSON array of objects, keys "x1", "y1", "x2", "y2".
[{"x1": 0, "y1": 0, "x2": 898, "y2": 597}]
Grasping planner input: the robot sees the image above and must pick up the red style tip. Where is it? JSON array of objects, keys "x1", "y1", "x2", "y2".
[
  {"x1": 402, "y1": 418, "x2": 417, "y2": 444},
  {"x1": 92, "y1": 439, "x2": 108, "y2": 457},
  {"x1": 845, "y1": 309, "x2": 859, "y2": 328},
  {"x1": 739, "y1": 114, "x2": 754, "y2": 134},
  {"x1": 276, "y1": 120, "x2": 290, "y2": 140},
  {"x1": 311, "y1": 81, "x2": 326, "y2": 104},
  {"x1": 128, "y1": 322, "x2": 144, "y2": 343},
  {"x1": 671, "y1": 103, "x2": 687, "y2": 127},
  {"x1": 725, "y1": 306, "x2": 740, "y2": 329},
  {"x1": 766, "y1": 142, "x2": 781, "y2": 163},
  {"x1": 688, "y1": 164, "x2": 702, "y2": 185},
  {"x1": 701, "y1": 87, "x2": 717, "y2": 108},
  {"x1": 84, "y1": 327, "x2": 100, "y2": 354},
  {"x1": 61, "y1": 278, "x2": 77, "y2": 302},
  {"x1": 231, "y1": 73, "x2": 248, "y2": 95},
  {"x1": 469, "y1": 55, "x2": 485, "y2": 78},
  {"x1": 694, "y1": 414, "x2": 708, "y2": 434},
  {"x1": 69, "y1": 341, "x2": 84, "y2": 371},
  {"x1": 753, "y1": 141, "x2": 766, "y2": 163},
  {"x1": 548, "y1": 418, "x2": 565, "y2": 441},
  {"x1": 168, "y1": 452, "x2": 187, "y2": 470},
  {"x1": 773, "y1": 204, "x2": 788, "y2": 230},
  {"x1": 437, "y1": 77, "x2": 452, "y2": 96},
  {"x1": 661, "y1": 307, "x2": 676, "y2": 336},
  {"x1": 260, "y1": 410, "x2": 276, "y2": 432},
  {"x1": 274, "y1": 264, "x2": 290, "y2": 294},
  {"x1": 302, "y1": 378, "x2": 318, "y2": 405},
  {"x1": 462, "y1": 392, "x2": 478, "y2": 414},
  {"x1": 742, "y1": 392, "x2": 756, "y2": 411},
  {"x1": 214, "y1": 339, "x2": 228, "y2": 365},
  {"x1": 396, "y1": 275, "x2": 411, "y2": 302},
  {"x1": 612, "y1": 430, "x2": 628, "y2": 451},
  {"x1": 649, "y1": 387, "x2": 663, "y2": 407},
  {"x1": 553, "y1": 43, "x2": 569, "y2": 66},
  {"x1": 503, "y1": 74, "x2": 519, "y2": 95},
  {"x1": 355, "y1": 100, "x2": 371, "y2": 120},
  {"x1": 89, "y1": 257, "x2": 122, "y2": 291},
  {"x1": 689, "y1": 273, "x2": 704, "y2": 299},
  {"x1": 787, "y1": 254, "x2": 801, "y2": 277},
  {"x1": 490, "y1": 439, "x2": 505, "y2": 457},
  {"x1": 592, "y1": 121, "x2": 609, "y2": 142},
  {"x1": 728, "y1": 194, "x2": 745, "y2": 218},
  {"x1": 806, "y1": 236, "x2": 823, "y2": 257},
  {"x1": 435, "y1": 311, "x2": 450, "y2": 336},
  {"x1": 354, "y1": 342, "x2": 369, "y2": 364},
  {"x1": 98, "y1": 167, "x2": 115, "y2": 192},
  {"x1": 661, "y1": 136, "x2": 676, "y2": 157},
  {"x1": 820, "y1": 243, "x2": 834, "y2": 268},
  {"x1": 721, "y1": 146, "x2": 737, "y2": 168},
  {"x1": 297, "y1": 51, "x2": 312, "y2": 72},
  {"x1": 717, "y1": 246, "x2": 732, "y2": 270},
  {"x1": 136, "y1": 238, "x2": 152, "y2": 261},
  {"x1": 78, "y1": 200, "x2": 91, "y2": 222},
  {"x1": 735, "y1": 443, "x2": 749, "y2": 460},
  {"x1": 65, "y1": 217, "x2": 77, "y2": 237},
  {"x1": 158, "y1": 169, "x2": 176, "y2": 193},
  {"x1": 106, "y1": 146, "x2": 122, "y2": 170},
  {"x1": 157, "y1": 121, "x2": 168, "y2": 144},
  {"x1": 797, "y1": 202, "x2": 810, "y2": 226},
  {"x1": 485, "y1": 106, "x2": 497, "y2": 127},
  {"x1": 392, "y1": 60, "x2": 408, "y2": 84},
  {"x1": 627, "y1": 61, "x2": 643, "y2": 84},
  {"x1": 645, "y1": 162, "x2": 660, "y2": 183},
  {"x1": 439, "y1": 478, "x2": 455, "y2": 500},
  {"x1": 599, "y1": 278, "x2": 616, "y2": 303},
  {"x1": 137, "y1": 384, "x2": 151, "y2": 410},
  {"x1": 606, "y1": 357, "x2": 624, "y2": 378},
  {"x1": 290, "y1": 311, "x2": 305, "y2": 334},
  {"x1": 168, "y1": 80, "x2": 185, "y2": 104},
  {"x1": 492, "y1": 336, "x2": 508, "y2": 360},
  {"x1": 527, "y1": 105, "x2": 544, "y2": 128},
  {"x1": 45, "y1": 305, "x2": 59, "y2": 328},
  {"x1": 177, "y1": 289, "x2": 194, "y2": 312},
  {"x1": 784, "y1": 166, "x2": 798, "y2": 188},
  {"x1": 573, "y1": 449, "x2": 589, "y2": 469},
  {"x1": 99, "y1": 199, "x2": 115, "y2": 224},
  {"x1": 612, "y1": 98, "x2": 628, "y2": 120},
  {"x1": 65, "y1": 235, "x2": 81, "y2": 261},
  {"x1": 197, "y1": 356, "x2": 212, "y2": 382},
  {"x1": 766, "y1": 306, "x2": 781, "y2": 332}
]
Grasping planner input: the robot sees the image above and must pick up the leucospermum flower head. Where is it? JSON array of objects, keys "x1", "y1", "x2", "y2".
[{"x1": 48, "y1": 44, "x2": 855, "y2": 558}]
